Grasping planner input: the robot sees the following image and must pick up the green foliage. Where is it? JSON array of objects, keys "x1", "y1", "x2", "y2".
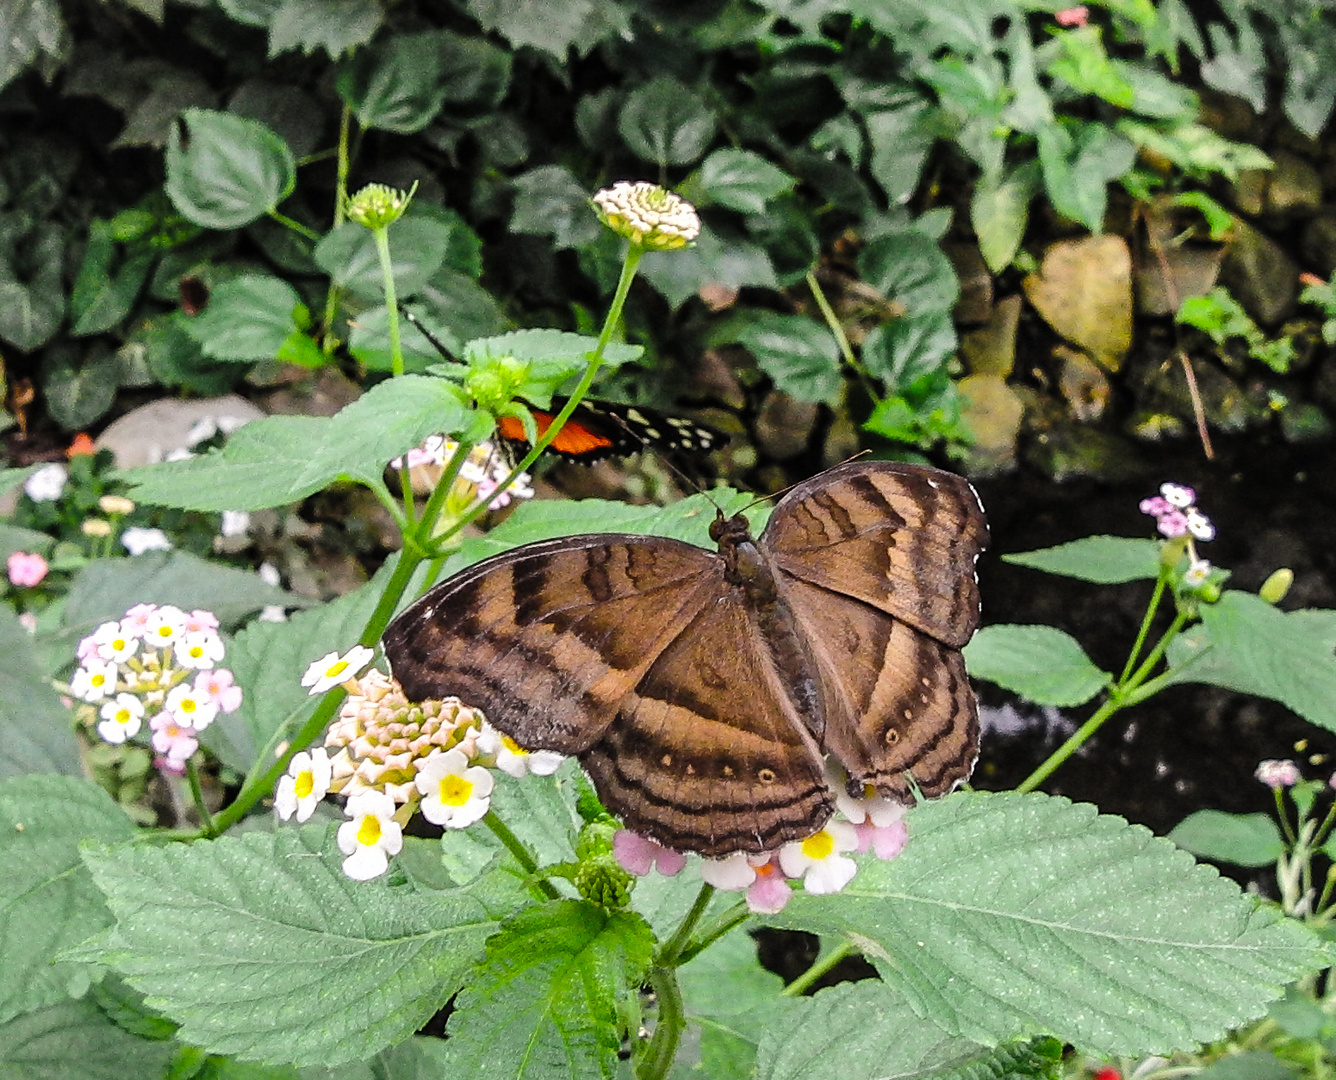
[
  {"x1": 1178, "y1": 286, "x2": 1296, "y2": 374},
  {"x1": 1003, "y1": 536, "x2": 1163, "y2": 583},
  {"x1": 1170, "y1": 811, "x2": 1285, "y2": 868},
  {"x1": 964, "y1": 625, "x2": 1111, "y2": 707}
]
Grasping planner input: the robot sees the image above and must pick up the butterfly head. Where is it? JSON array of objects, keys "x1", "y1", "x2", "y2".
[{"x1": 708, "y1": 511, "x2": 753, "y2": 546}]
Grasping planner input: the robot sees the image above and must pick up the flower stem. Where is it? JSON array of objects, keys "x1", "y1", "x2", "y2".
[
  {"x1": 672, "y1": 899, "x2": 751, "y2": 967},
  {"x1": 483, "y1": 810, "x2": 561, "y2": 901},
  {"x1": 783, "y1": 939, "x2": 856, "y2": 997},
  {"x1": 184, "y1": 757, "x2": 214, "y2": 834},
  {"x1": 657, "y1": 883, "x2": 714, "y2": 968},
  {"x1": 637, "y1": 964, "x2": 684, "y2": 1080}
]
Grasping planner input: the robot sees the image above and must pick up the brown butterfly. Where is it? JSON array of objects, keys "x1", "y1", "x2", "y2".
[{"x1": 382, "y1": 461, "x2": 988, "y2": 857}]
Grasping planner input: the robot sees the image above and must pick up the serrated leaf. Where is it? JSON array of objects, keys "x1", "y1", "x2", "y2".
[
  {"x1": 781, "y1": 791, "x2": 1324, "y2": 1057},
  {"x1": 963, "y1": 625, "x2": 1110, "y2": 706},
  {"x1": 619, "y1": 77, "x2": 716, "y2": 168},
  {"x1": 314, "y1": 219, "x2": 450, "y2": 302},
  {"x1": 757, "y1": 982, "x2": 1052, "y2": 1080},
  {"x1": 1164, "y1": 591, "x2": 1336, "y2": 733},
  {"x1": 335, "y1": 30, "x2": 453, "y2": 134},
  {"x1": 0, "y1": 999, "x2": 176, "y2": 1080},
  {"x1": 464, "y1": 0, "x2": 592, "y2": 57},
  {"x1": 1003, "y1": 536, "x2": 1161, "y2": 583},
  {"x1": 77, "y1": 828, "x2": 495, "y2": 1066},
  {"x1": 486, "y1": 759, "x2": 584, "y2": 868},
  {"x1": 266, "y1": 0, "x2": 382, "y2": 59},
  {"x1": 464, "y1": 329, "x2": 642, "y2": 373},
  {"x1": 441, "y1": 900, "x2": 655, "y2": 1079},
  {"x1": 638, "y1": 226, "x2": 778, "y2": 309},
  {"x1": 1169, "y1": 811, "x2": 1284, "y2": 869},
  {"x1": 510, "y1": 166, "x2": 604, "y2": 250},
  {"x1": 60, "y1": 550, "x2": 310, "y2": 638},
  {"x1": 183, "y1": 274, "x2": 304, "y2": 361},
  {"x1": 711, "y1": 311, "x2": 841, "y2": 403},
  {"x1": 0, "y1": 775, "x2": 137, "y2": 1023},
  {"x1": 166, "y1": 109, "x2": 296, "y2": 230},
  {"x1": 40, "y1": 347, "x2": 120, "y2": 430},
  {"x1": 691, "y1": 149, "x2": 795, "y2": 214},
  {"x1": 121, "y1": 375, "x2": 470, "y2": 510},
  {"x1": 858, "y1": 231, "x2": 959, "y2": 315},
  {"x1": 0, "y1": 607, "x2": 80, "y2": 777}
]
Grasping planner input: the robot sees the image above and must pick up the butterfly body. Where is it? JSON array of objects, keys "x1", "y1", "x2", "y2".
[{"x1": 384, "y1": 461, "x2": 988, "y2": 857}]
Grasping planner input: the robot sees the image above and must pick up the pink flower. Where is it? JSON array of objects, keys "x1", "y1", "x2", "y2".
[
  {"x1": 1055, "y1": 6, "x2": 1089, "y2": 26},
  {"x1": 1256, "y1": 759, "x2": 1301, "y2": 789},
  {"x1": 744, "y1": 857, "x2": 794, "y2": 914},
  {"x1": 1156, "y1": 510, "x2": 1189, "y2": 538},
  {"x1": 183, "y1": 609, "x2": 220, "y2": 634},
  {"x1": 855, "y1": 818, "x2": 909, "y2": 860},
  {"x1": 7, "y1": 551, "x2": 48, "y2": 587},
  {"x1": 155, "y1": 755, "x2": 187, "y2": 776},
  {"x1": 698, "y1": 851, "x2": 794, "y2": 914},
  {"x1": 613, "y1": 830, "x2": 686, "y2": 876},
  {"x1": 195, "y1": 668, "x2": 243, "y2": 713},
  {"x1": 150, "y1": 712, "x2": 199, "y2": 763},
  {"x1": 121, "y1": 603, "x2": 158, "y2": 638}
]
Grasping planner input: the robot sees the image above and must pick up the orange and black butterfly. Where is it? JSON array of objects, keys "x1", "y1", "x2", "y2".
[{"x1": 402, "y1": 308, "x2": 727, "y2": 463}]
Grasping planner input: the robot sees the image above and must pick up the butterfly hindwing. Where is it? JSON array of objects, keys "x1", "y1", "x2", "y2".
[{"x1": 496, "y1": 398, "x2": 727, "y2": 462}]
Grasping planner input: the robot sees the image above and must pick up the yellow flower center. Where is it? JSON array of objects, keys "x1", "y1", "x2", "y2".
[
  {"x1": 295, "y1": 771, "x2": 314, "y2": 799},
  {"x1": 91, "y1": 673, "x2": 108, "y2": 688},
  {"x1": 188, "y1": 645, "x2": 204, "y2": 659},
  {"x1": 501, "y1": 735, "x2": 528, "y2": 756},
  {"x1": 326, "y1": 660, "x2": 349, "y2": 678},
  {"x1": 179, "y1": 697, "x2": 197, "y2": 715},
  {"x1": 802, "y1": 830, "x2": 834, "y2": 860},
  {"x1": 356, "y1": 814, "x2": 382, "y2": 846},
  {"x1": 113, "y1": 638, "x2": 128, "y2": 652},
  {"x1": 156, "y1": 627, "x2": 172, "y2": 639},
  {"x1": 439, "y1": 774, "x2": 473, "y2": 807},
  {"x1": 115, "y1": 709, "x2": 132, "y2": 724}
]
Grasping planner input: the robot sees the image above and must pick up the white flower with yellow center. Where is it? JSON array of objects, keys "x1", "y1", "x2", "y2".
[
  {"x1": 165, "y1": 683, "x2": 219, "y2": 731},
  {"x1": 778, "y1": 820, "x2": 860, "y2": 895},
  {"x1": 97, "y1": 694, "x2": 145, "y2": 744},
  {"x1": 477, "y1": 721, "x2": 564, "y2": 778},
  {"x1": 275, "y1": 748, "x2": 332, "y2": 822},
  {"x1": 415, "y1": 748, "x2": 494, "y2": 828},
  {"x1": 175, "y1": 630, "x2": 225, "y2": 670},
  {"x1": 92, "y1": 620, "x2": 139, "y2": 663},
  {"x1": 833, "y1": 780, "x2": 907, "y2": 828},
  {"x1": 337, "y1": 790, "x2": 403, "y2": 880},
  {"x1": 301, "y1": 646, "x2": 375, "y2": 695},
  {"x1": 71, "y1": 659, "x2": 118, "y2": 703},
  {"x1": 144, "y1": 605, "x2": 188, "y2": 649}
]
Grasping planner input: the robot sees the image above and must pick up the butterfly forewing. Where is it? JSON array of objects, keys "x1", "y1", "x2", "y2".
[
  {"x1": 579, "y1": 591, "x2": 834, "y2": 856},
  {"x1": 383, "y1": 535, "x2": 722, "y2": 753},
  {"x1": 763, "y1": 460, "x2": 987, "y2": 648}
]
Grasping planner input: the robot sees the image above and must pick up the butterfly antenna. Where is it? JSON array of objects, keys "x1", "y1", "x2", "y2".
[
  {"x1": 734, "y1": 450, "x2": 874, "y2": 517},
  {"x1": 399, "y1": 304, "x2": 462, "y2": 365}
]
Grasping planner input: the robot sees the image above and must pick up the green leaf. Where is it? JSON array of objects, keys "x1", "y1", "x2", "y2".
[
  {"x1": 1164, "y1": 591, "x2": 1336, "y2": 733},
  {"x1": 314, "y1": 218, "x2": 450, "y2": 302},
  {"x1": 0, "y1": 775, "x2": 137, "y2": 1023},
  {"x1": 619, "y1": 76, "x2": 716, "y2": 168},
  {"x1": 61, "y1": 550, "x2": 310, "y2": 637},
  {"x1": 0, "y1": 606, "x2": 80, "y2": 777},
  {"x1": 0, "y1": 0, "x2": 63, "y2": 95},
  {"x1": 78, "y1": 828, "x2": 495, "y2": 1067},
  {"x1": 1169, "y1": 811, "x2": 1285, "y2": 869},
  {"x1": 183, "y1": 274, "x2": 304, "y2": 361},
  {"x1": 784, "y1": 791, "x2": 1324, "y2": 1057},
  {"x1": 964, "y1": 625, "x2": 1110, "y2": 706},
  {"x1": 1045, "y1": 26, "x2": 1135, "y2": 108},
  {"x1": 1003, "y1": 536, "x2": 1162, "y2": 583},
  {"x1": 638, "y1": 226, "x2": 778, "y2": 308},
  {"x1": 1036, "y1": 122, "x2": 1136, "y2": 232},
  {"x1": 440, "y1": 900, "x2": 655, "y2": 1079},
  {"x1": 486, "y1": 759, "x2": 585, "y2": 868},
  {"x1": 709, "y1": 311, "x2": 841, "y2": 403},
  {"x1": 165, "y1": 108, "x2": 297, "y2": 230},
  {"x1": 858, "y1": 231, "x2": 959, "y2": 315},
  {"x1": 860, "y1": 313, "x2": 957, "y2": 393},
  {"x1": 0, "y1": 999, "x2": 176, "y2": 1080},
  {"x1": 464, "y1": 328, "x2": 641, "y2": 374},
  {"x1": 757, "y1": 982, "x2": 1060, "y2": 1080},
  {"x1": 510, "y1": 165, "x2": 604, "y2": 250},
  {"x1": 39, "y1": 346, "x2": 120, "y2": 431},
  {"x1": 121, "y1": 375, "x2": 470, "y2": 511},
  {"x1": 972, "y1": 163, "x2": 1039, "y2": 272},
  {"x1": 1196, "y1": 1051, "x2": 1298, "y2": 1080},
  {"x1": 1116, "y1": 118, "x2": 1271, "y2": 183},
  {"x1": 689, "y1": 149, "x2": 796, "y2": 214},
  {"x1": 464, "y1": 0, "x2": 600, "y2": 58},
  {"x1": 266, "y1": 0, "x2": 382, "y2": 59},
  {"x1": 69, "y1": 223, "x2": 154, "y2": 337},
  {"x1": 864, "y1": 102, "x2": 937, "y2": 204},
  {"x1": 336, "y1": 31, "x2": 454, "y2": 134}
]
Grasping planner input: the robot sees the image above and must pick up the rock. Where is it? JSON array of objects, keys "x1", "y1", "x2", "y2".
[
  {"x1": 961, "y1": 294, "x2": 1021, "y2": 377},
  {"x1": 1023, "y1": 422, "x2": 1146, "y2": 483},
  {"x1": 1265, "y1": 150, "x2": 1323, "y2": 218},
  {"x1": 1055, "y1": 345, "x2": 1110, "y2": 422},
  {"x1": 261, "y1": 365, "x2": 363, "y2": 419},
  {"x1": 1229, "y1": 169, "x2": 1267, "y2": 217},
  {"x1": 96, "y1": 395, "x2": 265, "y2": 467},
  {"x1": 754, "y1": 391, "x2": 819, "y2": 460},
  {"x1": 1134, "y1": 200, "x2": 1224, "y2": 315},
  {"x1": 945, "y1": 242, "x2": 993, "y2": 325},
  {"x1": 1022, "y1": 235, "x2": 1133, "y2": 371},
  {"x1": 1219, "y1": 217, "x2": 1298, "y2": 327},
  {"x1": 1279, "y1": 402, "x2": 1332, "y2": 443},
  {"x1": 957, "y1": 373, "x2": 1023, "y2": 475}
]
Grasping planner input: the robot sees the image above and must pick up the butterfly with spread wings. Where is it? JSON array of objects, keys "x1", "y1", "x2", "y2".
[{"x1": 383, "y1": 460, "x2": 988, "y2": 857}]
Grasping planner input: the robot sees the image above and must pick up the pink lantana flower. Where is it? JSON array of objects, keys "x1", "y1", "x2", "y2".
[
  {"x1": 7, "y1": 551, "x2": 48, "y2": 587},
  {"x1": 1256, "y1": 759, "x2": 1301, "y2": 789},
  {"x1": 613, "y1": 830, "x2": 687, "y2": 877},
  {"x1": 121, "y1": 603, "x2": 158, "y2": 638},
  {"x1": 150, "y1": 712, "x2": 199, "y2": 763},
  {"x1": 779, "y1": 820, "x2": 860, "y2": 895},
  {"x1": 195, "y1": 669, "x2": 243, "y2": 713},
  {"x1": 699, "y1": 851, "x2": 793, "y2": 913}
]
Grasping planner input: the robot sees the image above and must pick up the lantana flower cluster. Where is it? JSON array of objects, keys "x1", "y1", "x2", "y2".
[
  {"x1": 278, "y1": 650, "x2": 562, "y2": 880},
  {"x1": 391, "y1": 435, "x2": 534, "y2": 512},
  {"x1": 1140, "y1": 482, "x2": 1217, "y2": 593},
  {"x1": 70, "y1": 603, "x2": 242, "y2": 772},
  {"x1": 592, "y1": 181, "x2": 701, "y2": 251},
  {"x1": 614, "y1": 771, "x2": 909, "y2": 915}
]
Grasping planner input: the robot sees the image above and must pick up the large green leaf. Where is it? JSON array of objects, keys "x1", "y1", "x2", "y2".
[
  {"x1": 266, "y1": 0, "x2": 382, "y2": 59},
  {"x1": 1164, "y1": 591, "x2": 1336, "y2": 733},
  {"x1": 76, "y1": 827, "x2": 495, "y2": 1066},
  {"x1": 1169, "y1": 811, "x2": 1285, "y2": 870},
  {"x1": 511, "y1": 165, "x2": 604, "y2": 250},
  {"x1": 963, "y1": 625, "x2": 1110, "y2": 706},
  {"x1": 440, "y1": 900, "x2": 655, "y2": 1079},
  {"x1": 166, "y1": 109, "x2": 296, "y2": 230},
  {"x1": 781, "y1": 791, "x2": 1324, "y2": 1057},
  {"x1": 688, "y1": 149, "x2": 796, "y2": 214},
  {"x1": 0, "y1": 607, "x2": 81, "y2": 777},
  {"x1": 0, "y1": 999, "x2": 176, "y2": 1080},
  {"x1": 0, "y1": 776, "x2": 136, "y2": 1024},
  {"x1": 336, "y1": 30, "x2": 454, "y2": 133},
  {"x1": 315, "y1": 218, "x2": 450, "y2": 302},
  {"x1": 464, "y1": 0, "x2": 615, "y2": 58},
  {"x1": 1003, "y1": 536, "x2": 1162, "y2": 584},
  {"x1": 182, "y1": 274, "x2": 305, "y2": 361},
  {"x1": 120, "y1": 375, "x2": 470, "y2": 510},
  {"x1": 619, "y1": 77, "x2": 716, "y2": 168},
  {"x1": 710, "y1": 311, "x2": 841, "y2": 403}
]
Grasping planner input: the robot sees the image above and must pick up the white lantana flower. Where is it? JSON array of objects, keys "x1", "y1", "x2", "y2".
[
  {"x1": 477, "y1": 722, "x2": 564, "y2": 778},
  {"x1": 165, "y1": 683, "x2": 219, "y2": 731},
  {"x1": 834, "y1": 782, "x2": 907, "y2": 828},
  {"x1": 338, "y1": 790, "x2": 403, "y2": 880},
  {"x1": 302, "y1": 646, "x2": 375, "y2": 695},
  {"x1": 122, "y1": 527, "x2": 174, "y2": 556},
  {"x1": 778, "y1": 820, "x2": 860, "y2": 895},
  {"x1": 275, "y1": 748, "x2": 333, "y2": 823},
  {"x1": 143, "y1": 605, "x2": 188, "y2": 649},
  {"x1": 71, "y1": 659, "x2": 118, "y2": 702},
  {"x1": 97, "y1": 694, "x2": 145, "y2": 744},
  {"x1": 24, "y1": 463, "x2": 68, "y2": 502},
  {"x1": 175, "y1": 630, "x2": 225, "y2": 670},
  {"x1": 91, "y1": 620, "x2": 139, "y2": 663},
  {"x1": 415, "y1": 748, "x2": 494, "y2": 828}
]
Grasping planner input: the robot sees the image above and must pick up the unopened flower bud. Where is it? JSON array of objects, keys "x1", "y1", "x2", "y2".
[
  {"x1": 82, "y1": 519, "x2": 113, "y2": 538},
  {"x1": 346, "y1": 183, "x2": 416, "y2": 230},
  {"x1": 593, "y1": 181, "x2": 700, "y2": 250},
  {"x1": 574, "y1": 856, "x2": 634, "y2": 909},
  {"x1": 1260, "y1": 568, "x2": 1294, "y2": 605},
  {"x1": 98, "y1": 495, "x2": 135, "y2": 515}
]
